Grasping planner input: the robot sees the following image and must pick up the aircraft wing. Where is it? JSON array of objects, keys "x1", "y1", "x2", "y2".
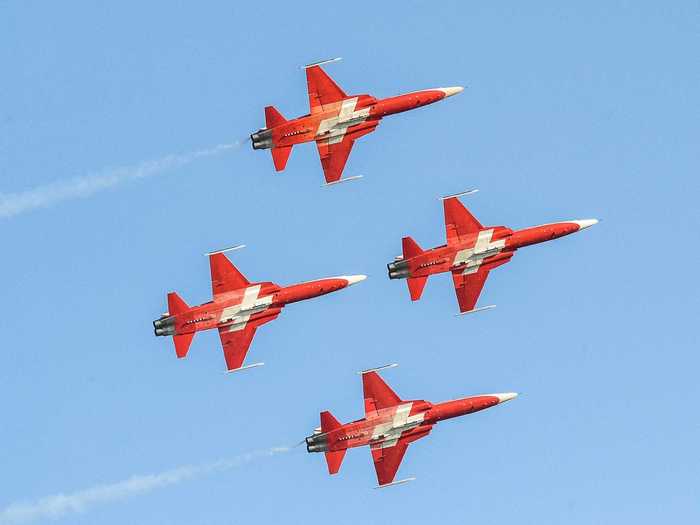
[
  {"x1": 316, "y1": 122, "x2": 378, "y2": 184},
  {"x1": 306, "y1": 65, "x2": 347, "y2": 113},
  {"x1": 371, "y1": 440, "x2": 409, "y2": 486},
  {"x1": 444, "y1": 196, "x2": 483, "y2": 244},
  {"x1": 210, "y1": 253, "x2": 250, "y2": 297},
  {"x1": 451, "y1": 267, "x2": 490, "y2": 313},
  {"x1": 363, "y1": 370, "x2": 402, "y2": 415},
  {"x1": 217, "y1": 313, "x2": 279, "y2": 371},
  {"x1": 370, "y1": 426, "x2": 433, "y2": 486}
]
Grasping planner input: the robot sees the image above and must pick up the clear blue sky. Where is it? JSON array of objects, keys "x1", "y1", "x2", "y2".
[{"x1": 1, "y1": 1, "x2": 698, "y2": 523}]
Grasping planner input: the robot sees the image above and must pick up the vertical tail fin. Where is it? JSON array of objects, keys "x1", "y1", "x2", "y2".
[{"x1": 320, "y1": 410, "x2": 346, "y2": 475}]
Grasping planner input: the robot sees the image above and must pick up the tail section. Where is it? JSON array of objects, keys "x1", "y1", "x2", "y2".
[
  {"x1": 167, "y1": 292, "x2": 189, "y2": 315},
  {"x1": 402, "y1": 236, "x2": 424, "y2": 259},
  {"x1": 407, "y1": 276, "x2": 428, "y2": 301},
  {"x1": 264, "y1": 106, "x2": 287, "y2": 128},
  {"x1": 271, "y1": 145, "x2": 292, "y2": 171},
  {"x1": 166, "y1": 293, "x2": 194, "y2": 358},
  {"x1": 320, "y1": 410, "x2": 346, "y2": 475},
  {"x1": 173, "y1": 332, "x2": 194, "y2": 359},
  {"x1": 324, "y1": 449, "x2": 347, "y2": 475},
  {"x1": 401, "y1": 237, "x2": 428, "y2": 301},
  {"x1": 320, "y1": 410, "x2": 342, "y2": 433}
]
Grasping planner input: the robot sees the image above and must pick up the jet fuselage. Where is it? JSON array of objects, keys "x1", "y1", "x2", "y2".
[
  {"x1": 154, "y1": 276, "x2": 365, "y2": 338},
  {"x1": 389, "y1": 220, "x2": 597, "y2": 281},
  {"x1": 306, "y1": 393, "x2": 516, "y2": 454},
  {"x1": 251, "y1": 88, "x2": 463, "y2": 151}
]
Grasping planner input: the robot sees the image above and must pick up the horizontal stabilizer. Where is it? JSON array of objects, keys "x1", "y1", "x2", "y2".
[
  {"x1": 264, "y1": 105, "x2": 287, "y2": 128},
  {"x1": 407, "y1": 276, "x2": 428, "y2": 301},
  {"x1": 324, "y1": 449, "x2": 347, "y2": 475},
  {"x1": 173, "y1": 332, "x2": 194, "y2": 359},
  {"x1": 167, "y1": 292, "x2": 189, "y2": 316},
  {"x1": 402, "y1": 236, "x2": 424, "y2": 259},
  {"x1": 320, "y1": 410, "x2": 342, "y2": 433},
  {"x1": 271, "y1": 145, "x2": 293, "y2": 171}
]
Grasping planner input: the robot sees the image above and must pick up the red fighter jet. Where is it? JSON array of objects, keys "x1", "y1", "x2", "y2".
[
  {"x1": 153, "y1": 246, "x2": 366, "y2": 372},
  {"x1": 387, "y1": 191, "x2": 598, "y2": 314},
  {"x1": 305, "y1": 364, "x2": 517, "y2": 487},
  {"x1": 250, "y1": 58, "x2": 463, "y2": 185}
]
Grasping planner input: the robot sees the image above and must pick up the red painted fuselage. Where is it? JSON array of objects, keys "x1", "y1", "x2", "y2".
[
  {"x1": 306, "y1": 368, "x2": 517, "y2": 486},
  {"x1": 251, "y1": 63, "x2": 463, "y2": 183},
  {"x1": 387, "y1": 194, "x2": 598, "y2": 313},
  {"x1": 154, "y1": 251, "x2": 366, "y2": 371}
]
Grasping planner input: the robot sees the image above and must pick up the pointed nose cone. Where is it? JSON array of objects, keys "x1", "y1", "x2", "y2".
[
  {"x1": 494, "y1": 392, "x2": 518, "y2": 404},
  {"x1": 340, "y1": 275, "x2": 367, "y2": 287},
  {"x1": 572, "y1": 219, "x2": 599, "y2": 231},
  {"x1": 437, "y1": 86, "x2": 464, "y2": 98}
]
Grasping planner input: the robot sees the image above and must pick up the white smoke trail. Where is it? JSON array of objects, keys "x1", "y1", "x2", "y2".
[
  {"x1": 0, "y1": 141, "x2": 241, "y2": 219},
  {"x1": 0, "y1": 446, "x2": 290, "y2": 524}
]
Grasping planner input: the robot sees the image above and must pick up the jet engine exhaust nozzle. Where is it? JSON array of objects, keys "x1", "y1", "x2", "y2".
[
  {"x1": 153, "y1": 315, "x2": 176, "y2": 336},
  {"x1": 250, "y1": 129, "x2": 273, "y2": 150},
  {"x1": 305, "y1": 433, "x2": 329, "y2": 453},
  {"x1": 387, "y1": 259, "x2": 409, "y2": 280}
]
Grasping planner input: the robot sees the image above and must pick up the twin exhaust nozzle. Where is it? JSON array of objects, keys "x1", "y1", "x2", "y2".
[
  {"x1": 387, "y1": 259, "x2": 409, "y2": 280},
  {"x1": 250, "y1": 129, "x2": 273, "y2": 150},
  {"x1": 153, "y1": 315, "x2": 175, "y2": 337}
]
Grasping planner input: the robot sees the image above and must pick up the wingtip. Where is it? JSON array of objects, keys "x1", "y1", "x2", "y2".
[
  {"x1": 304, "y1": 57, "x2": 343, "y2": 69},
  {"x1": 225, "y1": 362, "x2": 265, "y2": 374},
  {"x1": 440, "y1": 189, "x2": 479, "y2": 200},
  {"x1": 206, "y1": 244, "x2": 246, "y2": 256}
]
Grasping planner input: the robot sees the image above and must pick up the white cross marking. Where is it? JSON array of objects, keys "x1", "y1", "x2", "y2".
[
  {"x1": 370, "y1": 403, "x2": 425, "y2": 448},
  {"x1": 218, "y1": 285, "x2": 273, "y2": 332},
  {"x1": 452, "y1": 229, "x2": 506, "y2": 275},
  {"x1": 316, "y1": 97, "x2": 371, "y2": 145}
]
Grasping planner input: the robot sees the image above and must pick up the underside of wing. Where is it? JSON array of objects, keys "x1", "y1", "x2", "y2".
[
  {"x1": 444, "y1": 197, "x2": 483, "y2": 244},
  {"x1": 210, "y1": 253, "x2": 250, "y2": 297},
  {"x1": 218, "y1": 325, "x2": 258, "y2": 371},
  {"x1": 306, "y1": 65, "x2": 347, "y2": 113},
  {"x1": 316, "y1": 121, "x2": 378, "y2": 184},
  {"x1": 316, "y1": 137, "x2": 355, "y2": 184},
  {"x1": 371, "y1": 439, "x2": 410, "y2": 486},
  {"x1": 217, "y1": 313, "x2": 279, "y2": 371},
  {"x1": 363, "y1": 371, "x2": 402, "y2": 415},
  {"x1": 451, "y1": 267, "x2": 490, "y2": 313}
]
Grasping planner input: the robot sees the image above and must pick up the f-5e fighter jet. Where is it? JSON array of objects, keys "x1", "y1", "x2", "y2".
[
  {"x1": 250, "y1": 58, "x2": 463, "y2": 184},
  {"x1": 387, "y1": 191, "x2": 598, "y2": 314},
  {"x1": 154, "y1": 247, "x2": 366, "y2": 371},
  {"x1": 306, "y1": 364, "x2": 517, "y2": 487}
]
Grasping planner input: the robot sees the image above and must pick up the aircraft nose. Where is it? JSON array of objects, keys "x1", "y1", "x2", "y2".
[
  {"x1": 437, "y1": 86, "x2": 465, "y2": 98},
  {"x1": 493, "y1": 392, "x2": 518, "y2": 404},
  {"x1": 341, "y1": 275, "x2": 367, "y2": 286},
  {"x1": 572, "y1": 219, "x2": 599, "y2": 231}
]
